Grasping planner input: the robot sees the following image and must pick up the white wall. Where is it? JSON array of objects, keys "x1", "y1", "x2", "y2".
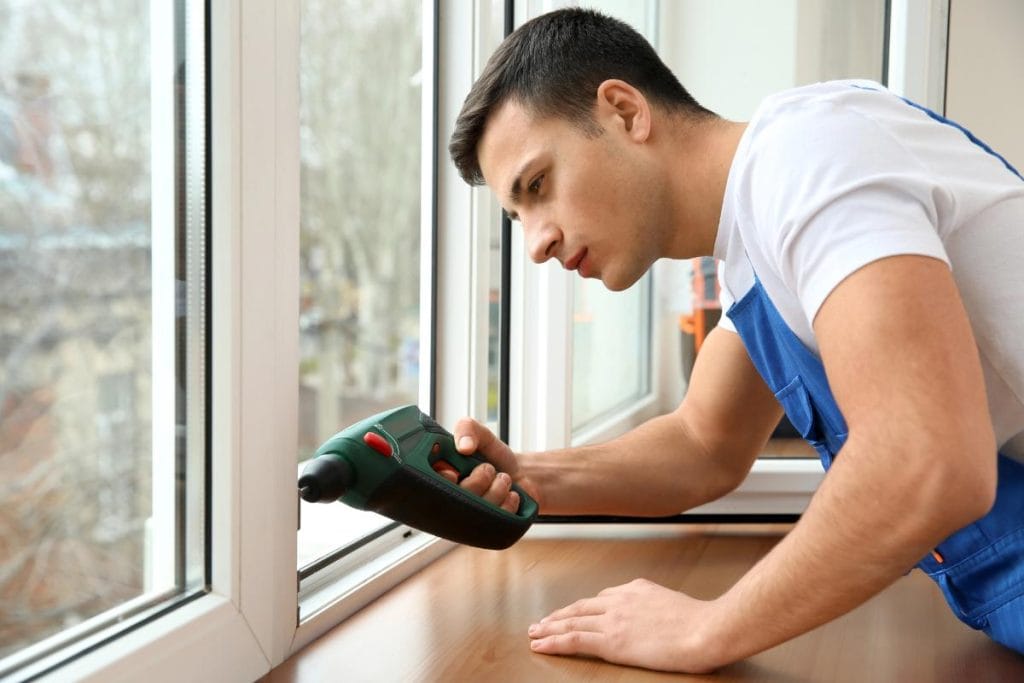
[
  {"x1": 945, "y1": 0, "x2": 1024, "y2": 170},
  {"x1": 659, "y1": 0, "x2": 800, "y2": 120},
  {"x1": 658, "y1": 0, "x2": 885, "y2": 121}
]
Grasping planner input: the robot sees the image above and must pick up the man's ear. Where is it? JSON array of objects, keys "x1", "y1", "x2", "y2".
[{"x1": 595, "y1": 79, "x2": 652, "y2": 143}]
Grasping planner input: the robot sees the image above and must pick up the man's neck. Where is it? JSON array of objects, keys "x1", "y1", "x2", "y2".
[{"x1": 663, "y1": 116, "x2": 747, "y2": 259}]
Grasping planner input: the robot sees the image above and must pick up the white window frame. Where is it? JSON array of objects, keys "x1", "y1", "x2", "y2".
[
  {"x1": 887, "y1": 0, "x2": 950, "y2": 113},
  {"x1": 48, "y1": 1, "x2": 489, "y2": 680},
  {"x1": 148, "y1": 0, "x2": 178, "y2": 593},
  {"x1": 466, "y1": 1, "x2": 511, "y2": 425}
]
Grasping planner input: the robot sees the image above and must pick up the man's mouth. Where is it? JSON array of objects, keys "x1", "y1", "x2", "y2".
[{"x1": 565, "y1": 247, "x2": 587, "y2": 272}]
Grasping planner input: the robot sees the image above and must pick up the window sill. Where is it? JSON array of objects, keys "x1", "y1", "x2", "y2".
[{"x1": 262, "y1": 525, "x2": 1024, "y2": 682}]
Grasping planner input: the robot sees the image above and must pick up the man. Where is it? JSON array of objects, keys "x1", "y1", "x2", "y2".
[{"x1": 441, "y1": 8, "x2": 1024, "y2": 673}]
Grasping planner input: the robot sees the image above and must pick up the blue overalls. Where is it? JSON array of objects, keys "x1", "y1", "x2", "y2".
[{"x1": 727, "y1": 276, "x2": 1024, "y2": 653}]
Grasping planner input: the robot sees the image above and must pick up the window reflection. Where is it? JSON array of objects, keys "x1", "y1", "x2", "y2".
[
  {"x1": 0, "y1": 0, "x2": 206, "y2": 664},
  {"x1": 297, "y1": 0, "x2": 424, "y2": 565}
]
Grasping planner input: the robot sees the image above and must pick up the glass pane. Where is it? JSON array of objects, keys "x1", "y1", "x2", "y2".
[
  {"x1": 665, "y1": 0, "x2": 887, "y2": 457},
  {"x1": 570, "y1": 0, "x2": 656, "y2": 435},
  {"x1": 298, "y1": 0, "x2": 423, "y2": 568},
  {"x1": 0, "y1": 0, "x2": 205, "y2": 671},
  {"x1": 572, "y1": 278, "x2": 651, "y2": 431}
]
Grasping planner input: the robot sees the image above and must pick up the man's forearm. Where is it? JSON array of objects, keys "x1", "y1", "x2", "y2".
[{"x1": 519, "y1": 412, "x2": 748, "y2": 517}]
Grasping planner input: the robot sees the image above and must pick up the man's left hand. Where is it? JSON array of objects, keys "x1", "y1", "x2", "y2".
[{"x1": 527, "y1": 578, "x2": 726, "y2": 673}]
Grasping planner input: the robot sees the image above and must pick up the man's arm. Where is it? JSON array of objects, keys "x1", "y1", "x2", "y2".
[
  {"x1": 696, "y1": 254, "x2": 996, "y2": 664},
  {"x1": 528, "y1": 254, "x2": 997, "y2": 672},
  {"x1": 452, "y1": 325, "x2": 784, "y2": 517}
]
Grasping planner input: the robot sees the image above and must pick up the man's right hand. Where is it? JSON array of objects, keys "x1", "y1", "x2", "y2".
[{"x1": 446, "y1": 417, "x2": 543, "y2": 515}]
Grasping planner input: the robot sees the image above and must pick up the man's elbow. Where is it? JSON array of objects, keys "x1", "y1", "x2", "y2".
[
  {"x1": 962, "y1": 459, "x2": 998, "y2": 523},
  {"x1": 922, "y1": 432, "x2": 997, "y2": 530},
  {"x1": 949, "y1": 468, "x2": 997, "y2": 528}
]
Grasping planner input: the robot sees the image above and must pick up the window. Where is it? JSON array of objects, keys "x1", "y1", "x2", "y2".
[
  {"x1": 507, "y1": 1, "x2": 664, "y2": 453},
  {"x1": 661, "y1": 0, "x2": 891, "y2": 514},
  {"x1": 296, "y1": 0, "x2": 430, "y2": 590},
  {"x1": 0, "y1": 0, "x2": 206, "y2": 677},
  {"x1": 572, "y1": 278, "x2": 652, "y2": 431},
  {"x1": 663, "y1": 0, "x2": 887, "y2": 462},
  {"x1": 475, "y1": 2, "x2": 512, "y2": 438},
  {"x1": 508, "y1": 0, "x2": 892, "y2": 514}
]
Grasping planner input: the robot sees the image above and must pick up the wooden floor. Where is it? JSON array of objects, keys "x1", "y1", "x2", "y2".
[{"x1": 263, "y1": 525, "x2": 1024, "y2": 682}]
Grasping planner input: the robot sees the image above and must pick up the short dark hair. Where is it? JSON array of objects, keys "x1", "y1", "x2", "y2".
[{"x1": 449, "y1": 8, "x2": 714, "y2": 186}]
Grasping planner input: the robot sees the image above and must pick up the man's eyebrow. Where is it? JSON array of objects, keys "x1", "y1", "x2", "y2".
[{"x1": 507, "y1": 158, "x2": 537, "y2": 208}]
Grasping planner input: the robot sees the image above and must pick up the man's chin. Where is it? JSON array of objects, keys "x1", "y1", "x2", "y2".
[{"x1": 598, "y1": 271, "x2": 637, "y2": 292}]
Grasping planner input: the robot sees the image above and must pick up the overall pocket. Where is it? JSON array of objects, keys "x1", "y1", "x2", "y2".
[
  {"x1": 926, "y1": 527, "x2": 1024, "y2": 632},
  {"x1": 922, "y1": 456, "x2": 1024, "y2": 640},
  {"x1": 773, "y1": 376, "x2": 836, "y2": 468}
]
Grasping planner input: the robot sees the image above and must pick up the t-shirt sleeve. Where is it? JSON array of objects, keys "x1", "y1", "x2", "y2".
[
  {"x1": 743, "y1": 101, "x2": 951, "y2": 326},
  {"x1": 715, "y1": 259, "x2": 737, "y2": 333}
]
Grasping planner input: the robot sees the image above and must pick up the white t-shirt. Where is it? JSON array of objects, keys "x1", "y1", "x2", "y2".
[{"x1": 714, "y1": 80, "x2": 1024, "y2": 461}]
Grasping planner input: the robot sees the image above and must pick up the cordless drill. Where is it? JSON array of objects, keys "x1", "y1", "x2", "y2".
[{"x1": 298, "y1": 404, "x2": 538, "y2": 550}]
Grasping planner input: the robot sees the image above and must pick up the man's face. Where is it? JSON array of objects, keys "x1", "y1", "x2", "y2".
[{"x1": 476, "y1": 99, "x2": 665, "y2": 292}]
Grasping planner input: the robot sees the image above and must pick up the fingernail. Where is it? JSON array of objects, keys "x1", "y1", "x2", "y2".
[
  {"x1": 458, "y1": 436, "x2": 473, "y2": 451},
  {"x1": 498, "y1": 472, "x2": 510, "y2": 485},
  {"x1": 528, "y1": 624, "x2": 538, "y2": 635}
]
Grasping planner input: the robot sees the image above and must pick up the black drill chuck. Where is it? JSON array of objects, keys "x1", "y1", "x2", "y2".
[{"x1": 298, "y1": 455, "x2": 354, "y2": 503}]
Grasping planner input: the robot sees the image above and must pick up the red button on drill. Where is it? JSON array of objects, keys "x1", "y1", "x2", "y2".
[{"x1": 363, "y1": 431, "x2": 392, "y2": 456}]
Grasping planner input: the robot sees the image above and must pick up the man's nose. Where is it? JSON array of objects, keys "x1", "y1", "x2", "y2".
[{"x1": 525, "y1": 220, "x2": 561, "y2": 265}]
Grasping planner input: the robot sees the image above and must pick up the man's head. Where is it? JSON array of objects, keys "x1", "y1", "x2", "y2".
[
  {"x1": 449, "y1": 8, "x2": 712, "y2": 187},
  {"x1": 448, "y1": 8, "x2": 720, "y2": 291}
]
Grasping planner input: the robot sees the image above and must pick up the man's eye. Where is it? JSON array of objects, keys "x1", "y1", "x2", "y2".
[{"x1": 528, "y1": 175, "x2": 544, "y2": 193}]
